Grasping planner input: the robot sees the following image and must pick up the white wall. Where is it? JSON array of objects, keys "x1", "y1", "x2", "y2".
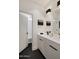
[
  {"x1": 37, "y1": 0, "x2": 60, "y2": 36},
  {"x1": 32, "y1": 10, "x2": 43, "y2": 50},
  {"x1": 44, "y1": 0, "x2": 60, "y2": 35},
  {"x1": 19, "y1": 0, "x2": 46, "y2": 50},
  {"x1": 19, "y1": 0, "x2": 60, "y2": 50}
]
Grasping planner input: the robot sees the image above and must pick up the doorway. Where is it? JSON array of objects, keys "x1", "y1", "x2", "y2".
[
  {"x1": 19, "y1": 12, "x2": 46, "y2": 59},
  {"x1": 19, "y1": 11, "x2": 33, "y2": 53},
  {"x1": 27, "y1": 14, "x2": 33, "y2": 44}
]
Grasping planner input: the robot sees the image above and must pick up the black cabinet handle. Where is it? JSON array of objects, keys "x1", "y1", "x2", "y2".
[
  {"x1": 40, "y1": 39, "x2": 43, "y2": 41},
  {"x1": 49, "y1": 45, "x2": 58, "y2": 51}
]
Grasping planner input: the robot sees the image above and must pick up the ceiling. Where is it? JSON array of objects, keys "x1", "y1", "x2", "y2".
[
  {"x1": 19, "y1": 0, "x2": 58, "y2": 15},
  {"x1": 30, "y1": 0, "x2": 58, "y2": 8},
  {"x1": 19, "y1": 0, "x2": 50, "y2": 14},
  {"x1": 30, "y1": 0, "x2": 50, "y2": 8}
]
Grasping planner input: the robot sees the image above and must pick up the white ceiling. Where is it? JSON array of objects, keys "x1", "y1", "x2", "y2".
[
  {"x1": 30, "y1": 0, "x2": 58, "y2": 8},
  {"x1": 19, "y1": 0, "x2": 58, "y2": 15},
  {"x1": 19, "y1": 0, "x2": 43, "y2": 12},
  {"x1": 30, "y1": 0, "x2": 50, "y2": 8}
]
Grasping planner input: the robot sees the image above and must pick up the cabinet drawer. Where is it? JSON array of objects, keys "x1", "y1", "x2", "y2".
[
  {"x1": 48, "y1": 40, "x2": 60, "y2": 51},
  {"x1": 47, "y1": 45, "x2": 60, "y2": 59}
]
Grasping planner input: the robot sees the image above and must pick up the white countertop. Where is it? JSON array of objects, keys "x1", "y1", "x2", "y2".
[{"x1": 37, "y1": 33, "x2": 60, "y2": 44}]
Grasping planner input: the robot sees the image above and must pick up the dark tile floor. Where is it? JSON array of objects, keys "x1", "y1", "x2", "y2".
[{"x1": 19, "y1": 43, "x2": 46, "y2": 59}]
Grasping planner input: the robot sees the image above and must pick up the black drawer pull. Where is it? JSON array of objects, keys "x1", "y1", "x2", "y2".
[
  {"x1": 40, "y1": 39, "x2": 43, "y2": 41},
  {"x1": 49, "y1": 45, "x2": 58, "y2": 51}
]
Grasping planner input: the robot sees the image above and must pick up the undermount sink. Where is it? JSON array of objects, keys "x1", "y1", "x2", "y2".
[
  {"x1": 47, "y1": 34, "x2": 60, "y2": 44},
  {"x1": 38, "y1": 33, "x2": 60, "y2": 44}
]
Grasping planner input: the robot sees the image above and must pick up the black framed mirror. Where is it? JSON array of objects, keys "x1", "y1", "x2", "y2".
[
  {"x1": 38, "y1": 20, "x2": 43, "y2": 26},
  {"x1": 46, "y1": 21, "x2": 51, "y2": 26}
]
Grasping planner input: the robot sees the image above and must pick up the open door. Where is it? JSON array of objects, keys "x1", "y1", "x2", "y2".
[{"x1": 19, "y1": 12, "x2": 28, "y2": 53}]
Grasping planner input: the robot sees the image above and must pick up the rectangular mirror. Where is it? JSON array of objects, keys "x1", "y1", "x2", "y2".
[
  {"x1": 46, "y1": 21, "x2": 51, "y2": 26},
  {"x1": 38, "y1": 20, "x2": 43, "y2": 25}
]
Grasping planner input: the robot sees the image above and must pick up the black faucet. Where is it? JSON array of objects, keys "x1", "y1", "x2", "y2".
[{"x1": 46, "y1": 31, "x2": 51, "y2": 35}]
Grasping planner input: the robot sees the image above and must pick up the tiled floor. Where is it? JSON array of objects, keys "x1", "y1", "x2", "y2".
[{"x1": 19, "y1": 43, "x2": 46, "y2": 59}]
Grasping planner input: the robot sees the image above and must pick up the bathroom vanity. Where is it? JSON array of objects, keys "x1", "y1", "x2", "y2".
[{"x1": 37, "y1": 33, "x2": 60, "y2": 59}]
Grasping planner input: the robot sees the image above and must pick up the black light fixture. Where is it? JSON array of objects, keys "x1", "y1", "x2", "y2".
[
  {"x1": 57, "y1": 0, "x2": 60, "y2": 6},
  {"x1": 46, "y1": 8, "x2": 51, "y2": 14}
]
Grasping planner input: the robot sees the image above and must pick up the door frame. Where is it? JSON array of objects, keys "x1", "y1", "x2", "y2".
[{"x1": 19, "y1": 11, "x2": 33, "y2": 50}]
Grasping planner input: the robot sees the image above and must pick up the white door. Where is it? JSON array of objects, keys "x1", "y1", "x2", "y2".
[{"x1": 19, "y1": 12, "x2": 28, "y2": 53}]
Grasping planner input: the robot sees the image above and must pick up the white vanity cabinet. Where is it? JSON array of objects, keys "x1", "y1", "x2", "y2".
[
  {"x1": 46, "y1": 39, "x2": 60, "y2": 59},
  {"x1": 38, "y1": 34, "x2": 60, "y2": 59},
  {"x1": 38, "y1": 36, "x2": 47, "y2": 58}
]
